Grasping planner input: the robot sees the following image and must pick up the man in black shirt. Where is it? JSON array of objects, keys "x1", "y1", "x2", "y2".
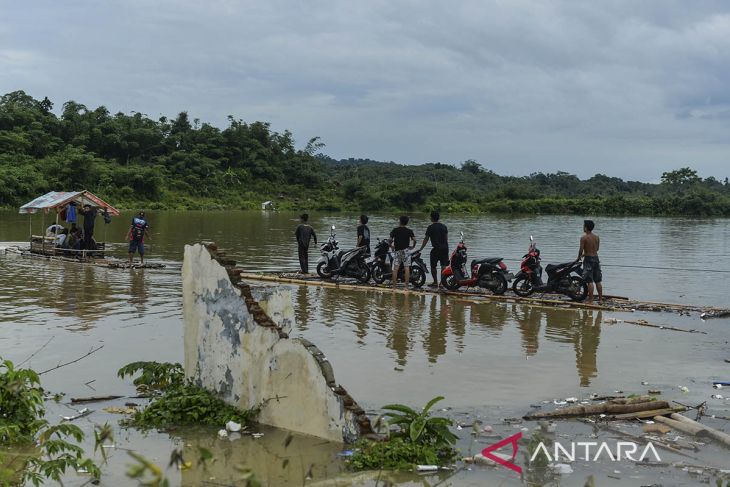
[
  {"x1": 419, "y1": 211, "x2": 449, "y2": 287},
  {"x1": 78, "y1": 204, "x2": 97, "y2": 251},
  {"x1": 294, "y1": 213, "x2": 317, "y2": 273},
  {"x1": 389, "y1": 215, "x2": 415, "y2": 287},
  {"x1": 356, "y1": 214, "x2": 371, "y2": 256}
]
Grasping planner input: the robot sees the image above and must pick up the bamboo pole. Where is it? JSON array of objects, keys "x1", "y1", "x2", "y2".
[
  {"x1": 41, "y1": 211, "x2": 45, "y2": 254},
  {"x1": 611, "y1": 406, "x2": 685, "y2": 420},
  {"x1": 670, "y1": 414, "x2": 730, "y2": 448},
  {"x1": 237, "y1": 272, "x2": 726, "y2": 315},
  {"x1": 523, "y1": 401, "x2": 669, "y2": 420},
  {"x1": 237, "y1": 272, "x2": 620, "y2": 311},
  {"x1": 653, "y1": 416, "x2": 710, "y2": 437}
]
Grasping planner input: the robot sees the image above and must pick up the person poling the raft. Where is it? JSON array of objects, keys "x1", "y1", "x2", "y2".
[
  {"x1": 127, "y1": 211, "x2": 151, "y2": 265},
  {"x1": 578, "y1": 219, "x2": 603, "y2": 304}
]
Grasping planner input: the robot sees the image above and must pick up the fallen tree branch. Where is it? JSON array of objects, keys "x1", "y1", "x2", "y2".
[
  {"x1": 17, "y1": 336, "x2": 55, "y2": 366},
  {"x1": 38, "y1": 345, "x2": 104, "y2": 375},
  {"x1": 71, "y1": 395, "x2": 124, "y2": 404}
]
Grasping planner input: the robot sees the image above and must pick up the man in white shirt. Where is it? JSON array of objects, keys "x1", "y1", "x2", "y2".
[
  {"x1": 46, "y1": 224, "x2": 64, "y2": 237},
  {"x1": 55, "y1": 229, "x2": 68, "y2": 247}
]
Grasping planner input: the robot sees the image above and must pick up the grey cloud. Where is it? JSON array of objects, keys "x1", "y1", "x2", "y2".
[{"x1": 0, "y1": 0, "x2": 729, "y2": 180}]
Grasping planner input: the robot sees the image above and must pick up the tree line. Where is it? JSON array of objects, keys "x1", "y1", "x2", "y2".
[{"x1": 1, "y1": 90, "x2": 728, "y2": 216}]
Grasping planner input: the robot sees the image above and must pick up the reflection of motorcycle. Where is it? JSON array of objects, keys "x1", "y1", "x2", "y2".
[
  {"x1": 316, "y1": 225, "x2": 371, "y2": 283},
  {"x1": 511, "y1": 236, "x2": 588, "y2": 301},
  {"x1": 370, "y1": 239, "x2": 427, "y2": 287},
  {"x1": 441, "y1": 232, "x2": 510, "y2": 294}
]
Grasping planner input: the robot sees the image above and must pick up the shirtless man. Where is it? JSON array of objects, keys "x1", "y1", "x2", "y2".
[{"x1": 578, "y1": 220, "x2": 603, "y2": 303}]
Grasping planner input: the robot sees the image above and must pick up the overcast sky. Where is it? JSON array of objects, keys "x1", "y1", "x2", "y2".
[{"x1": 1, "y1": 1, "x2": 729, "y2": 180}]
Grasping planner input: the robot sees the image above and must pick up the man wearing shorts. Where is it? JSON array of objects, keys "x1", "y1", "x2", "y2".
[
  {"x1": 578, "y1": 219, "x2": 602, "y2": 303},
  {"x1": 390, "y1": 215, "x2": 416, "y2": 288},
  {"x1": 419, "y1": 211, "x2": 449, "y2": 287},
  {"x1": 128, "y1": 211, "x2": 150, "y2": 265}
]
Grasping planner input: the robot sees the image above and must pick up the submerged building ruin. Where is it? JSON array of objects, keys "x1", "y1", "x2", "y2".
[{"x1": 182, "y1": 242, "x2": 371, "y2": 443}]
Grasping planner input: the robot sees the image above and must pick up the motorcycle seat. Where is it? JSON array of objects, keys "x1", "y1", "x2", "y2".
[
  {"x1": 546, "y1": 262, "x2": 573, "y2": 274},
  {"x1": 471, "y1": 257, "x2": 503, "y2": 266}
]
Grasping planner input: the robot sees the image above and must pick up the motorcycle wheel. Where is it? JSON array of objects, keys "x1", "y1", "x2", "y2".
[
  {"x1": 316, "y1": 261, "x2": 331, "y2": 279},
  {"x1": 410, "y1": 266, "x2": 426, "y2": 288},
  {"x1": 441, "y1": 275, "x2": 460, "y2": 290},
  {"x1": 568, "y1": 276, "x2": 588, "y2": 302},
  {"x1": 512, "y1": 275, "x2": 533, "y2": 297},
  {"x1": 355, "y1": 262, "x2": 371, "y2": 283},
  {"x1": 491, "y1": 273, "x2": 508, "y2": 295},
  {"x1": 372, "y1": 262, "x2": 387, "y2": 284}
]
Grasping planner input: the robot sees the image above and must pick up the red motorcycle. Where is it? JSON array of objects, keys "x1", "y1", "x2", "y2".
[{"x1": 440, "y1": 232, "x2": 510, "y2": 294}]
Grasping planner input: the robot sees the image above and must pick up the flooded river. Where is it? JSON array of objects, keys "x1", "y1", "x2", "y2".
[{"x1": 1, "y1": 210, "x2": 729, "y2": 486}]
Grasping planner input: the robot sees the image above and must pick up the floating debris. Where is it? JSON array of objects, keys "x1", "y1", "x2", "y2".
[{"x1": 61, "y1": 407, "x2": 93, "y2": 421}]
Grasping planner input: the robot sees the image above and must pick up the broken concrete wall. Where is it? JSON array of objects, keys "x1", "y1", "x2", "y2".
[{"x1": 182, "y1": 242, "x2": 370, "y2": 443}]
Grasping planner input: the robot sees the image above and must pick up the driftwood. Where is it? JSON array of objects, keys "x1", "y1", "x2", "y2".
[
  {"x1": 643, "y1": 423, "x2": 671, "y2": 434},
  {"x1": 611, "y1": 395, "x2": 657, "y2": 405},
  {"x1": 611, "y1": 406, "x2": 685, "y2": 420},
  {"x1": 524, "y1": 400, "x2": 668, "y2": 420},
  {"x1": 71, "y1": 395, "x2": 124, "y2": 404},
  {"x1": 654, "y1": 416, "x2": 711, "y2": 437},
  {"x1": 670, "y1": 413, "x2": 730, "y2": 448}
]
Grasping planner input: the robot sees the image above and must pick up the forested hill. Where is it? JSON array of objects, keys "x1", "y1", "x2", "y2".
[{"x1": 1, "y1": 90, "x2": 728, "y2": 216}]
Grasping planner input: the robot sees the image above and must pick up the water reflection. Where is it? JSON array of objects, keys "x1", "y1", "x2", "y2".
[
  {"x1": 293, "y1": 285, "x2": 603, "y2": 387},
  {"x1": 0, "y1": 252, "x2": 180, "y2": 329}
]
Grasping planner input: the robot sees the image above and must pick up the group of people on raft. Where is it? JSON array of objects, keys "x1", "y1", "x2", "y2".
[
  {"x1": 45, "y1": 207, "x2": 151, "y2": 264},
  {"x1": 295, "y1": 212, "x2": 604, "y2": 303}
]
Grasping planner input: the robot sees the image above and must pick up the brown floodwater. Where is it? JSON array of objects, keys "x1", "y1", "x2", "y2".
[{"x1": 1, "y1": 210, "x2": 729, "y2": 486}]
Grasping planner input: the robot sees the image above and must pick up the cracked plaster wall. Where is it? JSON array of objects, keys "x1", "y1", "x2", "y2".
[{"x1": 182, "y1": 243, "x2": 370, "y2": 443}]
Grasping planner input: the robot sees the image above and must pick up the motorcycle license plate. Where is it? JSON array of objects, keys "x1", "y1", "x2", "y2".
[{"x1": 505, "y1": 273, "x2": 514, "y2": 281}]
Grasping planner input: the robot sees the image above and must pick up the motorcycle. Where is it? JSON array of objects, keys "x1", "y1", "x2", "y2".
[
  {"x1": 316, "y1": 225, "x2": 371, "y2": 283},
  {"x1": 440, "y1": 232, "x2": 511, "y2": 294},
  {"x1": 511, "y1": 236, "x2": 588, "y2": 301},
  {"x1": 370, "y1": 238, "x2": 427, "y2": 287}
]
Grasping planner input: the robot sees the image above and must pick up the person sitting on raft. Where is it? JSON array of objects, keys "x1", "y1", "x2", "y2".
[
  {"x1": 46, "y1": 224, "x2": 64, "y2": 237},
  {"x1": 55, "y1": 228, "x2": 69, "y2": 248}
]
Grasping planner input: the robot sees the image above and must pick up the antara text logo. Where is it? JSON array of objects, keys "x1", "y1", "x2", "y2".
[{"x1": 481, "y1": 433, "x2": 662, "y2": 475}]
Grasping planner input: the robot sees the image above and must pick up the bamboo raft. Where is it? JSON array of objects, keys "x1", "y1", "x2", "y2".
[
  {"x1": 4, "y1": 246, "x2": 166, "y2": 270},
  {"x1": 234, "y1": 270, "x2": 730, "y2": 316}
]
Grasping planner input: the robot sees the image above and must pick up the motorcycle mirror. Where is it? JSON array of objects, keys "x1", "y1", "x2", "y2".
[
  {"x1": 459, "y1": 231, "x2": 464, "y2": 239},
  {"x1": 331, "y1": 225, "x2": 336, "y2": 230},
  {"x1": 530, "y1": 235, "x2": 534, "y2": 242}
]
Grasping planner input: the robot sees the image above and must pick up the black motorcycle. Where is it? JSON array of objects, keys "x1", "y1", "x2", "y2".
[
  {"x1": 370, "y1": 238, "x2": 427, "y2": 287},
  {"x1": 511, "y1": 236, "x2": 588, "y2": 301},
  {"x1": 316, "y1": 225, "x2": 371, "y2": 283}
]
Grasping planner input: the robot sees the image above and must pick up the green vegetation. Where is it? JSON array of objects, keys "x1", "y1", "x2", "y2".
[
  {"x1": 0, "y1": 359, "x2": 100, "y2": 486},
  {"x1": 349, "y1": 396, "x2": 458, "y2": 470},
  {"x1": 1, "y1": 90, "x2": 728, "y2": 215},
  {"x1": 117, "y1": 361, "x2": 259, "y2": 429}
]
